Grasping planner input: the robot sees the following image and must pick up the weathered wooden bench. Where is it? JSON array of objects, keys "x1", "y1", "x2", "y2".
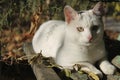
[
  {"x1": 23, "y1": 42, "x2": 120, "y2": 80},
  {"x1": 23, "y1": 42, "x2": 61, "y2": 80}
]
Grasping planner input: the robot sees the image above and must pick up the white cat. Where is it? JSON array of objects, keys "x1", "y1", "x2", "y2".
[{"x1": 32, "y1": 2, "x2": 116, "y2": 77}]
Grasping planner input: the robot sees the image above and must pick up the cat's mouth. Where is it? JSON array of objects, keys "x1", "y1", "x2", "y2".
[
  {"x1": 88, "y1": 38, "x2": 96, "y2": 43},
  {"x1": 87, "y1": 42, "x2": 92, "y2": 45},
  {"x1": 81, "y1": 42, "x2": 91, "y2": 46},
  {"x1": 79, "y1": 39, "x2": 95, "y2": 46},
  {"x1": 84, "y1": 39, "x2": 95, "y2": 46}
]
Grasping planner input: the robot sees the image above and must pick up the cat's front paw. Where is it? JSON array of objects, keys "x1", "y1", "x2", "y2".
[
  {"x1": 92, "y1": 69, "x2": 103, "y2": 78},
  {"x1": 100, "y1": 60, "x2": 116, "y2": 75},
  {"x1": 102, "y1": 65, "x2": 116, "y2": 75}
]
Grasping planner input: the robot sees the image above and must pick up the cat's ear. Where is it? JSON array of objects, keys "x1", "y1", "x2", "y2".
[
  {"x1": 64, "y1": 5, "x2": 78, "y2": 24},
  {"x1": 93, "y1": 2, "x2": 105, "y2": 16}
]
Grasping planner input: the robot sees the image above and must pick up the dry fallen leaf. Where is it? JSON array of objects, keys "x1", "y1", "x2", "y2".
[
  {"x1": 84, "y1": 71, "x2": 100, "y2": 80},
  {"x1": 105, "y1": 30, "x2": 119, "y2": 40},
  {"x1": 14, "y1": 34, "x2": 23, "y2": 42},
  {"x1": 28, "y1": 12, "x2": 41, "y2": 35},
  {"x1": 7, "y1": 42, "x2": 16, "y2": 51}
]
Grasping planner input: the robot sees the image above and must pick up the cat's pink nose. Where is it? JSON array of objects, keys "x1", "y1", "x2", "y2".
[{"x1": 88, "y1": 35, "x2": 93, "y2": 42}]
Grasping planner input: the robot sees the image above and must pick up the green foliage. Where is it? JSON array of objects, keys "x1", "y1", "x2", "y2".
[
  {"x1": 106, "y1": 2, "x2": 120, "y2": 16},
  {"x1": 0, "y1": 0, "x2": 40, "y2": 30},
  {"x1": 0, "y1": 0, "x2": 119, "y2": 31},
  {"x1": 0, "y1": 0, "x2": 93, "y2": 30},
  {"x1": 39, "y1": 0, "x2": 91, "y2": 20}
]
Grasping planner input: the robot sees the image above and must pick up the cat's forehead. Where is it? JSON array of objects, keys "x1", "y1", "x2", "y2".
[
  {"x1": 78, "y1": 10, "x2": 101, "y2": 27},
  {"x1": 77, "y1": 10, "x2": 86, "y2": 14},
  {"x1": 78, "y1": 10, "x2": 97, "y2": 19}
]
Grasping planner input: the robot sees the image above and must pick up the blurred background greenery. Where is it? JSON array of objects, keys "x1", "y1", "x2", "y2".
[{"x1": 0, "y1": 0, "x2": 120, "y2": 30}]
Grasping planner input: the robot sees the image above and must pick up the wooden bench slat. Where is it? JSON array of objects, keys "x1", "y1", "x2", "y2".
[{"x1": 23, "y1": 42, "x2": 61, "y2": 80}]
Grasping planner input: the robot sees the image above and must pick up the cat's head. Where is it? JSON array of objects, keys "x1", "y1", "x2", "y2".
[{"x1": 64, "y1": 2, "x2": 105, "y2": 46}]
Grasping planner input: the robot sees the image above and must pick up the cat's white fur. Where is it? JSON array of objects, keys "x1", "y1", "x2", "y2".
[{"x1": 32, "y1": 2, "x2": 116, "y2": 77}]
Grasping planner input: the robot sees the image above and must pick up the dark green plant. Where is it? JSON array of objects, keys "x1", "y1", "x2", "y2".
[
  {"x1": 0, "y1": 0, "x2": 40, "y2": 30},
  {"x1": 0, "y1": 0, "x2": 118, "y2": 31}
]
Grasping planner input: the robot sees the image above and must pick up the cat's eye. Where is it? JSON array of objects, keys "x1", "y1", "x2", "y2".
[
  {"x1": 76, "y1": 27, "x2": 84, "y2": 32},
  {"x1": 91, "y1": 25, "x2": 99, "y2": 31}
]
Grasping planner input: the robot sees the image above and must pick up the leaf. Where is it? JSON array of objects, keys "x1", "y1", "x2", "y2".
[
  {"x1": 84, "y1": 71, "x2": 100, "y2": 80},
  {"x1": 14, "y1": 34, "x2": 23, "y2": 42},
  {"x1": 7, "y1": 43, "x2": 16, "y2": 51},
  {"x1": 64, "y1": 69, "x2": 71, "y2": 77},
  {"x1": 105, "y1": 30, "x2": 119, "y2": 40},
  {"x1": 28, "y1": 13, "x2": 40, "y2": 35}
]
